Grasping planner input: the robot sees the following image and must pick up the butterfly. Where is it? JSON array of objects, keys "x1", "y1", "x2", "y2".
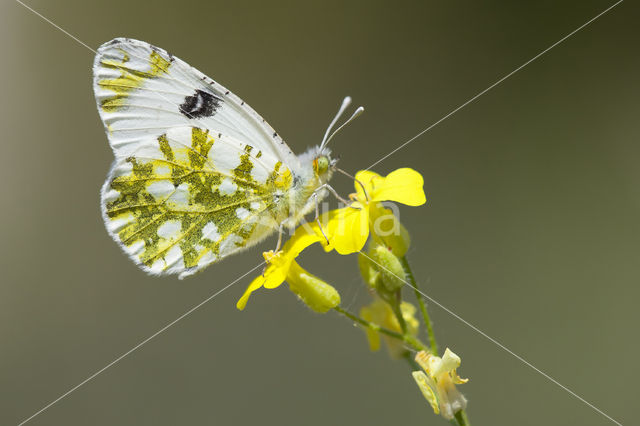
[{"x1": 93, "y1": 38, "x2": 363, "y2": 279}]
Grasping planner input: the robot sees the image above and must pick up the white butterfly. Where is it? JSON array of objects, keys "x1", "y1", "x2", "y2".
[{"x1": 93, "y1": 38, "x2": 362, "y2": 278}]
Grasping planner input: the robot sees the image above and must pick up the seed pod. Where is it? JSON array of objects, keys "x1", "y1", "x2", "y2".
[{"x1": 286, "y1": 261, "x2": 341, "y2": 313}]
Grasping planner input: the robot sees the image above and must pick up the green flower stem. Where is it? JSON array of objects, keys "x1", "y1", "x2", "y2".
[
  {"x1": 391, "y1": 290, "x2": 408, "y2": 334},
  {"x1": 401, "y1": 256, "x2": 438, "y2": 355},
  {"x1": 399, "y1": 258, "x2": 471, "y2": 426},
  {"x1": 454, "y1": 409, "x2": 471, "y2": 426},
  {"x1": 402, "y1": 351, "x2": 421, "y2": 370},
  {"x1": 333, "y1": 306, "x2": 427, "y2": 352}
]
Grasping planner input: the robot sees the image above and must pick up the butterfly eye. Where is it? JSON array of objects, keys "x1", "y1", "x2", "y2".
[{"x1": 313, "y1": 156, "x2": 330, "y2": 175}]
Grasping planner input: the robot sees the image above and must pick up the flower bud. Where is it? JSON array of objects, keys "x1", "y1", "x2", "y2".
[
  {"x1": 357, "y1": 251, "x2": 380, "y2": 289},
  {"x1": 286, "y1": 261, "x2": 341, "y2": 313},
  {"x1": 370, "y1": 244, "x2": 406, "y2": 293}
]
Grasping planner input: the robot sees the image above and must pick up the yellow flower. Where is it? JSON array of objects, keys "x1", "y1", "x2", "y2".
[
  {"x1": 236, "y1": 224, "x2": 340, "y2": 312},
  {"x1": 360, "y1": 296, "x2": 419, "y2": 359},
  {"x1": 237, "y1": 168, "x2": 425, "y2": 310},
  {"x1": 412, "y1": 348, "x2": 468, "y2": 420},
  {"x1": 323, "y1": 168, "x2": 425, "y2": 256}
]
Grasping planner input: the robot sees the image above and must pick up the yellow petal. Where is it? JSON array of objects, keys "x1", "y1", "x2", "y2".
[
  {"x1": 286, "y1": 224, "x2": 325, "y2": 257},
  {"x1": 261, "y1": 226, "x2": 326, "y2": 290},
  {"x1": 451, "y1": 369, "x2": 469, "y2": 385},
  {"x1": 412, "y1": 371, "x2": 440, "y2": 415},
  {"x1": 354, "y1": 170, "x2": 383, "y2": 201},
  {"x1": 433, "y1": 348, "x2": 462, "y2": 378},
  {"x1": 371, "y1": 168, "x2": 426, "y2": 206},
  {"x1": 415, "y1": 350, "x2": 434, "y2": 376},
  {"x1": 236, "y1": 274, "x2": 267, "y2": 310},
  {"x1": 360, "y1": 305, "x2": 381, "y2": 352},
  {"x1": 262, "y1": 263, "x2": 289, "y2": 289},
  {"x1": 250, "y1": 251, "x2": 285, "y2": 290},
  {"x1": 320, "y1": 205, "x2": 370, "y2": 255},
  {"x1": 400, "y1": 301, "x2": 420, "y2": 336}
]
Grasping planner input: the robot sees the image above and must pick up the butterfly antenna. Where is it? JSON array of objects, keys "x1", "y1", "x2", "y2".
[
  {"x1": 322, "y1": 106, "x2": 364, "y2": 149},
  {"x1": 320, "y1": 96, "x2": 353, "y2": 149}
]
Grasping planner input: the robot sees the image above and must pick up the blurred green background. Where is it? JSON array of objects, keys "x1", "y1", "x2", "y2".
[{"x1": 1, "y1": 0, "x2": 637, "y2": 424}]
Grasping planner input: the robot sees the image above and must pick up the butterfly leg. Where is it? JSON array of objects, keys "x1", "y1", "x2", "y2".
[
  {"x1": 316, "y1": 184, "x2": 362, "y2": 213},
  {"x1": 313, "y1": 192, "x2": 330, "y2": 245},
  {"x1": 274, "y1": 222, "x2": 285, "y2": 253},
  {"x1": 316, "y1": 183, "x2": 351, "y2": 205},
  {"x1": 263, "y1": 222, "x2": 286, "y2": 276},
  {"x1": 334, "y1": 167, "x2": 369, "y2": 201}
]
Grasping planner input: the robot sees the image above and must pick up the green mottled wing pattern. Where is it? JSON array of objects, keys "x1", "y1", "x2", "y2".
[
  {"x1": 102, "y1": 126, "x2": 293, "y2": 278},
  {"x1": 93, "y1": 38, "x2": 299, "y2": 278}
]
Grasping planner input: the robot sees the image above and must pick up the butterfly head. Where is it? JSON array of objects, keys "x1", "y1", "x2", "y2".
[
  {"x1": 312, "y1": 152, "x2": 338, "y2": 178},
  {"x1": 297, "y1": 145, "x2": 335, "y2": 185}
]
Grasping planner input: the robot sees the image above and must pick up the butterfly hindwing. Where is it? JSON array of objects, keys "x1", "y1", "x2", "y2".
[{"x1": 101, "y1": 125, "x2": 294, "y2": 278}]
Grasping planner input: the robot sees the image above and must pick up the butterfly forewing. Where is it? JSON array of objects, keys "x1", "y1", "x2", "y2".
[
  {"x1": 94, "y1": 38, "x2": 296, "y2": 277},
  {"x1": 94, "y1": 38, "x2": 298, "y2": 164}
]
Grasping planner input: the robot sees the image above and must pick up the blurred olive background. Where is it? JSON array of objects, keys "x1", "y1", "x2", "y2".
[{"x1": 1, "y1": 0, "x2": 638, "y2": 425}]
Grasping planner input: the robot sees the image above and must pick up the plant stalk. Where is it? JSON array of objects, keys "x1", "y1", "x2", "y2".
[
  {"x1": 401, "y1": 256, "x2": 438, "y2": 355},
  {"x1": 333, "y1": 306, "x2": 427, "y2": 352}
]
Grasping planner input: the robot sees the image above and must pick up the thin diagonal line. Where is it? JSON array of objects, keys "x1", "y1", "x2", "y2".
[
  {"x1": 17, "y1": 262, "x2": 264, "y2": 426},
  {"x1": 366, "y1": 0, "x2": 623, "y2": 170},
  {"x1": 15, "y1": 0, "x2": 96, "y2": 53},
  {"x1": 358, "y1": 251, "x2": 623, "y2": 426},
  {"x1": 15, "y1": 0, "x2": 624, "y2": 424},
  {"x1": 15, "y1": 0, "x2": 212, "y2": 129}
]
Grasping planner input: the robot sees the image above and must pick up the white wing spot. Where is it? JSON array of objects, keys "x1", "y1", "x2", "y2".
[
  {"x1": 249, "y1": 164, "x2": 269, "y2": 183},
  {"x1": 147, "y1": 180, "x2": 174, "y2": 200},
  {"x1": 250, "y1": 201, "x2": 261, "y2": 210},
  {"x1": 167, "y1": 183, "x2": 190, "y2": 207},
  {"x1": 202, "y1": 221, "x2": 221, "y2": 242},
  {"x1": 155, "y1": 164, "x2": 171, "y2": 176},
  {"x1": 157, "y1": 220, "x2": 181, "y2": 239},
  {"x1": 236, "y1": 207, "x2": 250, "y2": 220},
  {"x1": 219, "y1": 178, "x2": 237, "y2": 195}
]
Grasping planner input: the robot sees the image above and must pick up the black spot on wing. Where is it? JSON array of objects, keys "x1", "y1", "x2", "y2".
[{"x1": 179, "y1": 89, "x2": 222, "y2": 119}]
